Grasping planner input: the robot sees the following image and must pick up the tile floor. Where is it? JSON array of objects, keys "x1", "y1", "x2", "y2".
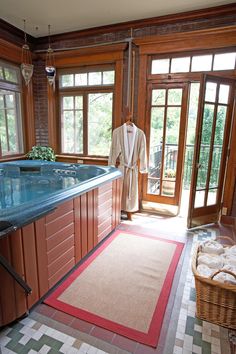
[{"x1": 0, "y1": 213, "x2": 235, "y2": 354}]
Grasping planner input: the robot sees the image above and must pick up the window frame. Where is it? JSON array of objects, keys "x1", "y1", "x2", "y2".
[
  {"x1": 0, "y1": 60, "x2": 25, "y2": 158},
  {"x1": 148, "y1": 47, "x2": 236, "y2": 80},
  {"x1": 59, "y1": 65, "x2": 115, "y2": 158}
]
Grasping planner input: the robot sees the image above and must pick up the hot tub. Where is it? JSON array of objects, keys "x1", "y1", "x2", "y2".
[
  {"x1": 0, "y1": 160, "x2": 122, "y2": 327},
  {"x1": 0, "y1": 160, "x2": 121, "y2": 234}
]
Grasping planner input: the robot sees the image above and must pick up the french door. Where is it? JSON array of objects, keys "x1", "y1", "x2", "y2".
[
  {"x1": 187, "y1": 75, "x2": 235, "y2": 228},
  {"x1": 143, "y1": 83, "x2": 188, "y2": 206}
]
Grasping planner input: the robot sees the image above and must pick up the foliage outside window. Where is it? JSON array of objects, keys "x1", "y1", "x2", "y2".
[
  {"x1": 60, "y1": 67, "x2": 114, "y2": 157},
  {"x1": 0, "y1": 61, "x2": 24, "y2": 157}
]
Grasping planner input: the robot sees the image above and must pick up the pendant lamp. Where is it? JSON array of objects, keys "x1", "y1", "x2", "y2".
[
  {"x1": 45, "y1": 25, "x2": 56, "y2": 88},
  {"x1": 21, "y1": 19, "x2": 33, "y2": 86}
]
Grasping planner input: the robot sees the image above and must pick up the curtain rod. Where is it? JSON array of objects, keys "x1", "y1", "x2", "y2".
[{"x1": 34, "y1": 37, "x2": 137, "y2": 53}]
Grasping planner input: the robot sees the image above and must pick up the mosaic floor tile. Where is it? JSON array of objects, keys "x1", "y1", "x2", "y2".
[{"x1": 0, "y1": 223, "x2": 234, "y2": 354}]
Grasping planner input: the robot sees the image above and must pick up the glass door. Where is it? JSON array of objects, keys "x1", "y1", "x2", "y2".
[
  {"x1": 187, "y1": 75, "x2": 235, "y2": 228},
  {"x1": 143, "y1": 83, "x2": 188, "y2": 206}
]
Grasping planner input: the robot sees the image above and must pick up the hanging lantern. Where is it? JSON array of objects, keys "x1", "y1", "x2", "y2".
[
  {"x1": 45, "y1": 25, "x2": 56, "y2": 88},
  {"x1": 21, "y1": 20, "x2": 33, "y2": 86}
]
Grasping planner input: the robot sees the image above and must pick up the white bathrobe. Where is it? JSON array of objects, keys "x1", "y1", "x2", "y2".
[{"x1": 108, "y1": 123, "x2": 147, "y2": 212}]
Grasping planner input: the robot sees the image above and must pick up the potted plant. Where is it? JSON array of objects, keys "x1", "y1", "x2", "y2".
[
  {"x1": 162, "y1": 169, "x2": 176, "y2": 196},
  {"x1": 26, "y1": 146, "x2": 56, "y2": 161}
]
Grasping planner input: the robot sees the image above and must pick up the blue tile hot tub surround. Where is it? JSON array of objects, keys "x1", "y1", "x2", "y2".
[{"x1": 0, "y1": 160, "x2": 121, "y2": 235}]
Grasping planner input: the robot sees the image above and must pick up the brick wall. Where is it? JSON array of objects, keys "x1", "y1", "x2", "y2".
[{"x1": 33, "y1": 59, "x2": 49, "y2": 146}]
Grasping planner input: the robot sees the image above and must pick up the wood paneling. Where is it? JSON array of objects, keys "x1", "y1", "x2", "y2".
[
  {"x1": 80, "y1": 193, "x2": 88, "y2": 257},
  {"x1": 22, "y1": 224, "x2": 39, "y2": 308},
  {"x1": 35, "y1": 218, "x2": 49, "y2": 298},
  {"x1": 74, "y1": 196, "x2": 82, "y2": 262},
  {"x1": 0, "y1": 235, "x2": 21, "y2": 326},
  {"x1": 10, "y1": 230, "x2": 27, "y2": 319},
  {"x1": 45, "y1": 202, "x2": 75, "y2": 287},
  {"x1": 135, "y1": 26, "x2": 236, "y2": 54},
  {"x1": 47, "y1": 223, "x2": 74, "y2": 251}
]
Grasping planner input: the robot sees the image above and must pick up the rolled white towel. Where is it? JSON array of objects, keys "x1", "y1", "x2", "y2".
[
  {"x1": 222, "y1": 253, "x2": 236, "y2": 267},
  {"x1": 197, "y1": 253, "x2": 224, "y2": 269},
  {"x1": 197, "y1": 264, "x2": 217, "y2": 278},
  {"x1": 199, "y1": 240, "x2": 224, "y2": 255},
  {"x1": 224, "y1": 245, "x2": 236, "y2": 256}
]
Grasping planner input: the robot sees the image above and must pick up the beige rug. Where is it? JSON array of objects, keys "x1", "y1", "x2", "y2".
[{"x1": 45, "y1": 230, "x2": 184, "y2": 346}]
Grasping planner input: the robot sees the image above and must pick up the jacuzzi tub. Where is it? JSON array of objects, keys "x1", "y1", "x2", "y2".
[
  {"x1": 0, "y1": 160, "x2": 122, "y2": 234},
  {"x1": 0, "y1": 160, "x2": 122, "y2": 327}
]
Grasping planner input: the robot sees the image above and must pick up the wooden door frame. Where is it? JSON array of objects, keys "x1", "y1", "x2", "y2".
[
  {"x1": 142, "y1": 81, "x2": 189, "y2": 206},
  {"x1": 187, "y1": 74, "x2": 235, "y2": 228}
]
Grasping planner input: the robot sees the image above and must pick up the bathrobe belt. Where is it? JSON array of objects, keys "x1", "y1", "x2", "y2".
[{"x1": 124, "y1": 163, "x2": 137, "y2": 200}]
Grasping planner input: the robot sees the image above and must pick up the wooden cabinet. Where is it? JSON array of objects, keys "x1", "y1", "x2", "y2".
[{"x1": 0, "y1": 178, "x2": 121, "y2": 327}]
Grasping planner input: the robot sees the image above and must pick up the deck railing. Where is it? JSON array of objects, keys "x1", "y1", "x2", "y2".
[{"x1": 149, "y1": 143, "x2": 222, "y2": 189}]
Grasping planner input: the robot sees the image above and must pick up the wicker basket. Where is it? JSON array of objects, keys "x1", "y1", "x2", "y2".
[{"x1": 192, "y1": 238, "x2": 236, "y2": 329}]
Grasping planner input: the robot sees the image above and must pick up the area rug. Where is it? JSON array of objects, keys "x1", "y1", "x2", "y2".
[{"x1": 45, "y1": 230, "x2": 184, "y2": 347}]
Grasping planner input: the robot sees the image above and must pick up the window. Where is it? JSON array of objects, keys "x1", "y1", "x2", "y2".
[
  {"x1": 0, "y1": 61, "x2": 24, "y2": 157},
  {"x1": 151, "y1": 50, "x2": 236, "y2": 75},
  {"x1": 59, "y1": 67, "x2": 114, "y2": 156}
]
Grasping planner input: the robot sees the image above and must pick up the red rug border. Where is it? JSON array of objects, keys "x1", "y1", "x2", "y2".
[{"x1": 44, "y1": 230, "x2": 184, "y2": 347}]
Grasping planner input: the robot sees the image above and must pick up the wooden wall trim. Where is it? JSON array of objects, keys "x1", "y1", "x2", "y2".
[
  {"x1": 0, "y1": 38, "x2": 22, "y2": 64},
  {"x1": 47, "y1": 84, "x2": 57, "y2": 151},
  {"x1": 0, "y1": 39, "x2": 36, "y2": 152},
  {"x1": 35, "y1": 4, "x2": 236, "y2": 46},
  {"x1": 135, "y1": 26, "x2": 236, "y2": 54},
  {"x1": 23, "y1": 82, "x2": 36, "y2": 151}
]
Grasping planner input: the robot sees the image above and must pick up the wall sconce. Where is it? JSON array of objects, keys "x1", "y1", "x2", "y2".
[
  {"x1": 45, "y1": 25, "x2": 56, "y2": 88},
  {"x1": 21, "y1": 19, "x2": 33, "y2": 86}
]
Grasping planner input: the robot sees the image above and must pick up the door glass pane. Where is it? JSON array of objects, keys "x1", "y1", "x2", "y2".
[
  {"x1": 171, "y1": 57, "x2": 190, "y2": 73},
  {"x1": 5, "y1": 94, "x2": 14, "y2": 108},
  {"x1": 75, "y1": 110, "x2": 83, "y2": 153},
  {"x1": 191, "y1": 55, "x2": 212, "y2": 72},
  {"x1": 202, "y1": 104, "x2": 214, "y2": 144},
  {"x1": 184, "y1": 83, "x2": 200, "y2": 189},
  {"x1": 148, "y1": 107, "x2": 164, "y2": 194},
  {"x1": 61, "y1": 95, "x2": 83, "y2": 154},
  {"x1": 151, "y1": 59, "x2": 170, "y2": 74},
  {"x1": 75, "y1": 96, "x2": 83, "y2": 109},
  {"x1": 162, "y1": 179, "x2": 175, "y2": 196},
  {"x1": 103, "y1": 71, "x2": 115, "y2": 85},
  {"x1": 4, "y1": 68, "x2": 18, "y2": 83},
  {"x1": 152, "y1": 89, "x2": 165, "y2": 105},
  {"x1": 166, "y1": 107, "x2": 181, "y2": 144},
  {"x1": 196, "y1": 103, "x2": 214, "y2": 189},
  {"x1": 194, "y1": 190, "x2": 205, "y2": 208},
  {"x1": 88, "y1": 92, "x2": 112, "y2": 155},
  {"x1": 213, "y1": 52, "x2": 236, "y2": 70},
  {"x1": 88, "y1": 72, "x2": 102, "y2": 85},
  {"x1": 75, "y1": 73, "x2": 87, "y2": 86},
  {"x1": 61, "y1": 74, "x2": 74, "y2": 87},
  {"x1": 205, "y1": 82, "x2": 217, "y2": 102},
  {"x1": 0, "y1": 109, "x2": 8, "y2": 153},
  {"x1": 207, "y1": 189, "x2": 217, "y2": 206},
  {"x1": 196, "y1": 146, "x2": 210, "y2": 189},
  {"x1": 63, "y1": 96, "x2": 73, "y2": 109},
  {"x1": 0, "y1": 67, "x2": 3, "y2": 79},
  {"x1": 162, "y1": 106, "x2": 180, "y2": 188},
  {"x1": 218, "y1": 84, "x2": 229, "y2": 104},
  {"x1": 6, "y1": 110, "x2": 17, "y2": 152},
  {"x1": 63, "y1": 110, "x2": 74, "y2": 153},
  {"x1": 209, "y1": 105, "x2": 226, "y2": 188},
  {"x1": 168, "y1": 89, "x2": 182, "y2": 105}
]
